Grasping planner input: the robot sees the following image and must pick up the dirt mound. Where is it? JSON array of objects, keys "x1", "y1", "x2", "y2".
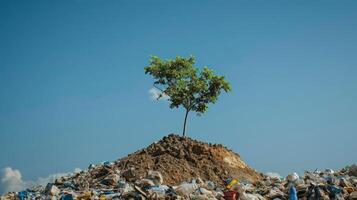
[{"x1": 115, "y1": 134, "x2": 262, "y2": 185}]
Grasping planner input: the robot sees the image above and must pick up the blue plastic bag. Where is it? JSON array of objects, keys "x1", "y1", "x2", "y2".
[
  {"x1": 289, "y1": 186, "x2": 298, "y2": 200},
  {"x1": 18, "y1": 191, "x2": 27, "y2": 200},
  {"x1": 61, "y1": 194, "x2": 74, "y2": 200}
]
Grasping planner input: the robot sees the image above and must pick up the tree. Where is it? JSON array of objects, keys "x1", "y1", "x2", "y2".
[{"x1": 145, "y1": 55, "x2": 231, "y2": 137}]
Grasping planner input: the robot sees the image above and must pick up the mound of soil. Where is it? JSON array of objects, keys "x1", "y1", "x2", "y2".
[{"x1": 115, "y1": 134, "x2": 262, "y2": 186}]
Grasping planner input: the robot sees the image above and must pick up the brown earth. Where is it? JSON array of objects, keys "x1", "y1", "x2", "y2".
[{"x1": 114, "y1": 134, "x2": 262, "y2": 186}]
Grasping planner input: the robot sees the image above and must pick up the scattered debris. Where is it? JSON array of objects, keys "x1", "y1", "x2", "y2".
[{"x1": 1, "y1": 135, "x2": 356, "y2": 200}]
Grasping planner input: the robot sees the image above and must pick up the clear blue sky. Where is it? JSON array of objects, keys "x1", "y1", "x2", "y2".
[{"x1": 1, "y1": 0, "x2": 356, "y2": 183}]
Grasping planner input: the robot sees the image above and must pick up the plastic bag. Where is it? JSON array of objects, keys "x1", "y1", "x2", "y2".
[{"x1": 174, "y1": 182, "x2": 198, "y2": 196}]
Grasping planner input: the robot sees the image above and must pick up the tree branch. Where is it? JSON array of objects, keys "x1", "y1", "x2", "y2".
[{"x1": 153, "y1": 84, "x2": 165, "y2": 92}]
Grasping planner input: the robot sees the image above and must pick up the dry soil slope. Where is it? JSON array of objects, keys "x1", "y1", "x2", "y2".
[{"x1": 115, "y1": 134, "x2": 262, "y2": 186}]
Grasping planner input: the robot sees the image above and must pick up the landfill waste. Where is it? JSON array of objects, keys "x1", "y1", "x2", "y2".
[
  {"x1": 288, "y1": 184, "x2": 297, "y2": 200},
  {"x1": 286, "y1": 173, "x2": 299, "y2": 183},
  {"x1": 173, "y1": 181, "x2": 198, "y2": 197},
  {"x1": 1, "y1": 135, "x2": 356, "y2": 200}
]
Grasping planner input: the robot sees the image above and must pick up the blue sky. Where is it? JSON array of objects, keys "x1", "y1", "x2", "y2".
[{"x1": 1, "y1": 0, "x2": 356, "y2": 191}]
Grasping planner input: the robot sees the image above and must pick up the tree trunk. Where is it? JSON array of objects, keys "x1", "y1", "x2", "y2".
[{"x1": 182, "y1": 109, "x2": 189, "y2": 137}]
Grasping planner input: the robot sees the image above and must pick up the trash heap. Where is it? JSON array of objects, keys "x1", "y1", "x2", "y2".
[
  {"x1": 246, "y1": 165, "x2": 357, "y2": 200},
  {"x1": 1, "y1": 134, "x2": 356, "y2": 200},
  {"x1": 2, "y1": 165, "x2": 357, "y2": 200}
]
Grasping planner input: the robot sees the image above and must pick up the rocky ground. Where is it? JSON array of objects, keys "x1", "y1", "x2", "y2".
[{"x1": 1, "y1": 134, "x2": 356, "y2": 200}]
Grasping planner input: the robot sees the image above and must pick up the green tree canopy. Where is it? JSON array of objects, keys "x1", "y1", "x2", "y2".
[{"x1": 145, "y1": 55, "x2": 231, "y2": 136}]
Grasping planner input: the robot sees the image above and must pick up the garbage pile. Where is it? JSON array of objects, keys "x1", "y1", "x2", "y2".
[
  {"x1": 1, "y1": 164, "x2": 357, "y2": 200},
  {"x1": 1, "y1": 134, "x2": 356, "y2": 200},
  {"x1": 251, "y1": 165, "x2": 357, "y2": 200}
]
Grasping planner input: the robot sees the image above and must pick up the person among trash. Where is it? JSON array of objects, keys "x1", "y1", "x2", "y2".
[{"x1": 223, "y1": 178, "x2": 240, "y2": 200}]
